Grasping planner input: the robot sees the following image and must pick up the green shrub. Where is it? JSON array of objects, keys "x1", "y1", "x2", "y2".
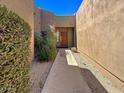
[
  {"x1": 0, "y1": 5, "x2": 31, "y2": 93},
  {"x1": 35, "y1": 32, "x2": 47, "y2": 60},
  {"x1": 35, "y1": 27, "x2": 57, "y2": 61},
  {"x1": 45, "y1": 27, "x2": 57, "y2": 60}
]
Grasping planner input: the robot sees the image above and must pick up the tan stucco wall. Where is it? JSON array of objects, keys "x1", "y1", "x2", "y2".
[
  {"x1": 68, "y1": 28, "x2": 74, "y2": 47},
  {"x1": 41, "y1": 10, "x2": 75, "y2": 31},
  {"x1": 34, "y1": 6, "x2": 42, "y2": 32},
  {"x1": 76, "y1": 0, "x2": 124, "y2": 90},
  {"x1": 0, "y1": 0, "x2": 34, "y2": 58}
]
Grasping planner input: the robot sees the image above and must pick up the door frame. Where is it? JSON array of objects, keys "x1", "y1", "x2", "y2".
[{"x1": 56, "y1": 27, "x2": 75, "y2": 48}]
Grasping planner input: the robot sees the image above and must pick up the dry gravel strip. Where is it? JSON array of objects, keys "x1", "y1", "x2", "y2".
[{"x1": 30, "y1": 61, "x2": 53, "y2": 93}]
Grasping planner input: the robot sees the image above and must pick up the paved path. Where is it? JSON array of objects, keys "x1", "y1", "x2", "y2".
[{"x1": 41, "y1": 49, "x2": 92, "y2": 93}]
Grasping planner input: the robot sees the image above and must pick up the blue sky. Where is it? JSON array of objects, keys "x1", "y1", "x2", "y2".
[{"x1": 33, "y1": 0, "x2": 83, "y2": 16}]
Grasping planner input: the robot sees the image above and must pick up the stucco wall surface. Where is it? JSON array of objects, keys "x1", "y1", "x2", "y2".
[
  {"x1": 0, "y1": 0, "x2": 34, "y2": 58},
  {"x1": 76, "y1": 0, "x2": 124, "y2": 88},
  {"x1": 34, "y1": 6, "x2": 42, "y2": 32},
  {"x1": 41, "y1": 10, "x2": 75, "y2": 31}
]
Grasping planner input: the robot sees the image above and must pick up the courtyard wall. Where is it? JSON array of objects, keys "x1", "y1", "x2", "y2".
[{"x1": 76, "y1": 0, "x2": 124, "y2": 90}]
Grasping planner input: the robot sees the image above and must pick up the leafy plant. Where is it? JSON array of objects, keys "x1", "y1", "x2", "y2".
[
  {"x1": 35, "y1": 32, "x2": 42, "y2": 56},
  {"x1": 35, "y1": 26, "x2": 57, "y2": 61},
  {"x1": 45, "y1": 27, "x2": 57, "y2": 60},
  {"x1": 0, "y1": 5, "x2": 31, "y2": 93}
]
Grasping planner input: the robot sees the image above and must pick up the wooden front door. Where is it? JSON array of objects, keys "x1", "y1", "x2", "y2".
[
  {"x1": 60, "y1": 31, "x2": 68, "y2": 47},
  {"x1": 56, "y1": 27, "x2": 68, "y2": 48}
]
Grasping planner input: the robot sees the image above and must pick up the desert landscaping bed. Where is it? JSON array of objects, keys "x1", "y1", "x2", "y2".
[{"x1": 30, "y1": 61, "x2": 53, "y2": 93}]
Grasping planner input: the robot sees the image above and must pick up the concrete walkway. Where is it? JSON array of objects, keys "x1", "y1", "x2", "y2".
[{"x1": 41, "y1": 49, "x2": 92, "y2": 93}]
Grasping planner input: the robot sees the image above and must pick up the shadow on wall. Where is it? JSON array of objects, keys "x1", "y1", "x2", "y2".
[{"x1": 81, "y1": 69, "x2": 108, "y2": 93}]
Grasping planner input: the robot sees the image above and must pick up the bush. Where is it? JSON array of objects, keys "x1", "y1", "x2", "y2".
[
  {"x1": 45, "y1": 27, "x2": 57, "y2": 60},
  {"x1": 35, "y1": 32, "x2": 47, "y2": 60},
  {"x1": 0, "y1": 5, "x2": 31, "y2": 93},
  {"x1": 35, "y1": 27, "x2": 57, "y2": 61}
]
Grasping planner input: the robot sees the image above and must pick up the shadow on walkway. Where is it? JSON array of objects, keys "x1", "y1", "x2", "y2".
[{"x1": 81, "y1": 68, "x2": 108, "y2": 93}]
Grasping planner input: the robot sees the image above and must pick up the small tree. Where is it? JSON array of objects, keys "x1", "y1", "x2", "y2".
[
  {"x1": 35, "y1": 26, "x2": 57, "y2": 61},
  {"x1": 35, "y1": 32, "x2": 42, "y2": 58},
  {"x1": 45, "y1": 27, "x2": 57, "y2": 60}
]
